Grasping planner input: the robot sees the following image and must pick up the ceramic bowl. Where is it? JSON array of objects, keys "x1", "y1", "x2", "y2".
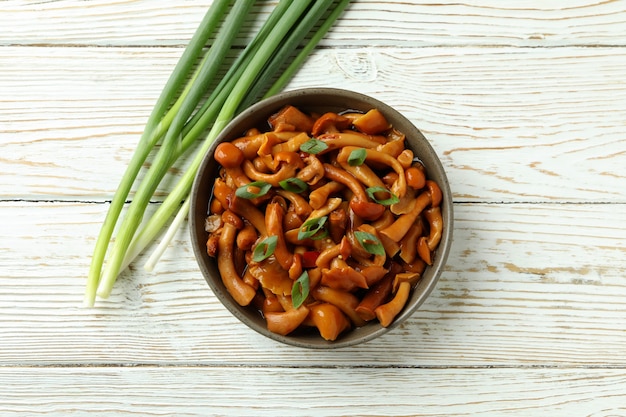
[{"x1": 189, "y1": 88, "x2": 453, "y2": 348}]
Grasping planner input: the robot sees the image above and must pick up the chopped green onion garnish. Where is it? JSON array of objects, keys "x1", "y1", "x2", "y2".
[
  {"x1": 354, "y1": 231, "x2": 385, "y2": 256},
  {"x1": 252, "y1": 236, "x2": 278, "y2": 262},
  {"x1": 347, "y1": 148, "x2": 367, "y2": 166},
  {"x1": 300, "y1": 138, "x2": 328, "y2": 154},
  {"x1": 279, "y1": 177, "x2": 308, "y2": 193},
  {"x1": 297, "y1": 216, "x2": 328, "y2": 241},
  {"x1": 366, "y1": 186, "x2": 399, "y2": 206},
  {"x1": 292, "y1": 271, "x2": 310, "y2": 309},
  {"x1": 235, "y1": 181, "x2": 272, "y2": 199}
]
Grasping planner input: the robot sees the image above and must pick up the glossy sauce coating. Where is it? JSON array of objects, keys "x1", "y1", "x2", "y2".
[{"x1": 206, "y1": 105, "x2": 443, "y2": 341}]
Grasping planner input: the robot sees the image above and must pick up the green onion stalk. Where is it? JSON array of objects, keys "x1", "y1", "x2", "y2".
[
  {"x1": 94, "y1": 0, "x2": 257, "y2": 302},
  {"x1": 85, "y1": 0, "x2": 233, "y2": 306},
  {"x1": 139, "y1": 0, "x2": 351, "y2": 274},
  {"x1": 116, "y1": 0, "x2": 317, "y2": 280},
  {"x1": 86, "y1": 0, "x2": 351, "y2": 305},
  {"x1": 115, "y1": 0, "x2": 303, "y2": 275}
]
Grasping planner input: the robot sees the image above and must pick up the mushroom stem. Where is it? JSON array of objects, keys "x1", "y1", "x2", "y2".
[
  {"x1": 375, "y1": 281, "x2": 411, "y2": 327},
  {"x1": 337, "y1": 146, "x2": 407, "y2": 199},
  {"x1": 217, "y1": 221, "x2": 257, "y2": 307}
]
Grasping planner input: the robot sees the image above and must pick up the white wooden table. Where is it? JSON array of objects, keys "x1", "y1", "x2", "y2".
[{"x1": 2, "y1": 1, "x2": 626, "y2": 415}]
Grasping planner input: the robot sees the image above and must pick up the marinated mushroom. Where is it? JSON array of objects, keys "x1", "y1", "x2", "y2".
[
  {"x1": 205, "y1": 105, "x2": 445, "y2": 340},
  {"x1": 217, "y1": 215, "x2": 257, "y2": 307}
]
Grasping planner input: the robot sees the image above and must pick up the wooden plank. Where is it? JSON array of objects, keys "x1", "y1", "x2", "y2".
[
  {"x1": 1, "y1": 0, "x2": 625, "y2": 47},
  {"x1": 1, "y1": 202, "x2": 624, "y2": 366},
  {"x1": 0, "y1": 366, "x2": 625, "y2": 416},
  {"x1": 2, "y1": 46, "x2": 625, "y2": 202},
  {"x1": 2, "y1": 0, "x2": 624, "y2": 413}
]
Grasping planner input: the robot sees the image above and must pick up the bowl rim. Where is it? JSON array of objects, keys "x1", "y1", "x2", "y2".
[{"x1": 189, "y1": 87, "x2": 453, "y2": 349}]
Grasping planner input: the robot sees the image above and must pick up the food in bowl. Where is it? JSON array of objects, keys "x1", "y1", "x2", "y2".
[{"x1": 203, "y1": 103, "x2": 444, "y2": 342}]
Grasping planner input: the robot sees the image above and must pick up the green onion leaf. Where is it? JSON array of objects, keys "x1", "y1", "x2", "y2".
[
  {"x1": 297, "y1": 216, "x2": 328, "y2": 241},
  {"x1": 366, "y1": 186, "x2": 400, "y2": 206},
  {"x1": 279, "y1": 177, "x2": 308, "y2": 193},
  {"x1": 354, "y1": 231, "x2": 385, "y2": 256},
  {"x1": 235, "y1": 181, "x2": 272, "y2": 199},
  {"x1": 252, "y1": 236, "x2": 278, "y2": 262},
  {"x1": 300, "y1": 138, "x2": 328, "y2": 154},
  {"x1": 86, "y1": 0, "x2": 351, "y2": 306},
  {"x1": 347, "y1": 148, "x2": 367, "y2": 166},
  {"x1": 292, "y1": 271, "x2": 310, "y2": 309}
]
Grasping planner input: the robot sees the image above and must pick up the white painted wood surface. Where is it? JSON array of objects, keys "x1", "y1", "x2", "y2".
[{"x1": 1, "y1": 1, "x2": 625, "y2": 415}]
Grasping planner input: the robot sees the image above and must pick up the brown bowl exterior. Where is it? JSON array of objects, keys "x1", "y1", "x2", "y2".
[{"x1": 189, "y1": 88, "x2": 453, "y2": 348}]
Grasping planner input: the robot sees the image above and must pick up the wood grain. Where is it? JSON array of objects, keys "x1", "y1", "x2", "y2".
[
  {"x1": 1, "y1": 367, "x2": 625, "y2": 416},
  {"x1": 1, "y1": 202, "x2": 624, "y2": 366},
  {"x1": 2, "y1": 47, "x2": 625, "y2": 202},
  {"x1": 1, "y1": 0, "x2": 625, "y2": 47},
  {"x1": 2, "y1": 1, "x2": 626, "y2": 415}
]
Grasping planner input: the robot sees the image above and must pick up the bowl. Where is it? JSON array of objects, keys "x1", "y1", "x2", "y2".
[{"x1": 189, "y1": 88, "x2": 453, "y2": 348}]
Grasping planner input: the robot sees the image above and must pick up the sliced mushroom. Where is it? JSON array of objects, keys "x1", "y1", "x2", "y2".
[
  {"x1": 380, "y1": 190, "x2": 431, "y2": 242},
  {"x1": 337, "y1": 146, "x2": 407, "y2": 199},
  {"x1": 217, "y1": 219, "x2": 257, "y2": 307},
  {"x1": 351, "y1": 109, "x2": 391, "y2": 135},
  {"x1": 309, "y1": 303, "x2": 351, "y2": 341},
  {"x1": 242, "y1": 151, "x2": 303, "y2": 187},
  {"x1": 311, "y1": 286, "x2": 366, "y2": 328},
  {"x1": 311, "y1": 112, "x2": 352, "y2": 136},
  {"x1": 297, "y1": 154, "x2": 325, "y2": 185},
  {"x1": 375, "y1": 281, "x2": 411, "y2": 327},
  {"x1": 265, "y1": 200, "x2": 293, "y2": 271},
  {"x1": 265, "y1": 305, "x2": 310, "y2": 336}
]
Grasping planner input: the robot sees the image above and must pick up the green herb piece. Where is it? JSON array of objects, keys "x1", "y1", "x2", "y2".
[
  {"x1": 354, "y1": 231, "x2": 385, "y2": 256},
  {"x1": 279, "y1": 177, "x2": 308, "y2": 193},
  {"x1": 366, "y1": 186, "x2": 400, "y2": 206},
  {"x1": 297, "y1": 216, "x2": 328, "y2": 241},
  {"x1": 347, "y1": 148, "x2": 367, "y2": 166},
  {"x1": 292, "y1": 271, "x2": 310, "y2": 309},
  {"x1": 300, "y1": 138, "x2": 328, "y2": 154},
  {"x1": 252, "y1": 236, "x2": 278, "y2": 262},
  {"x1": 236, "y1": 181, "x2": 272, "y2": 199}
]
